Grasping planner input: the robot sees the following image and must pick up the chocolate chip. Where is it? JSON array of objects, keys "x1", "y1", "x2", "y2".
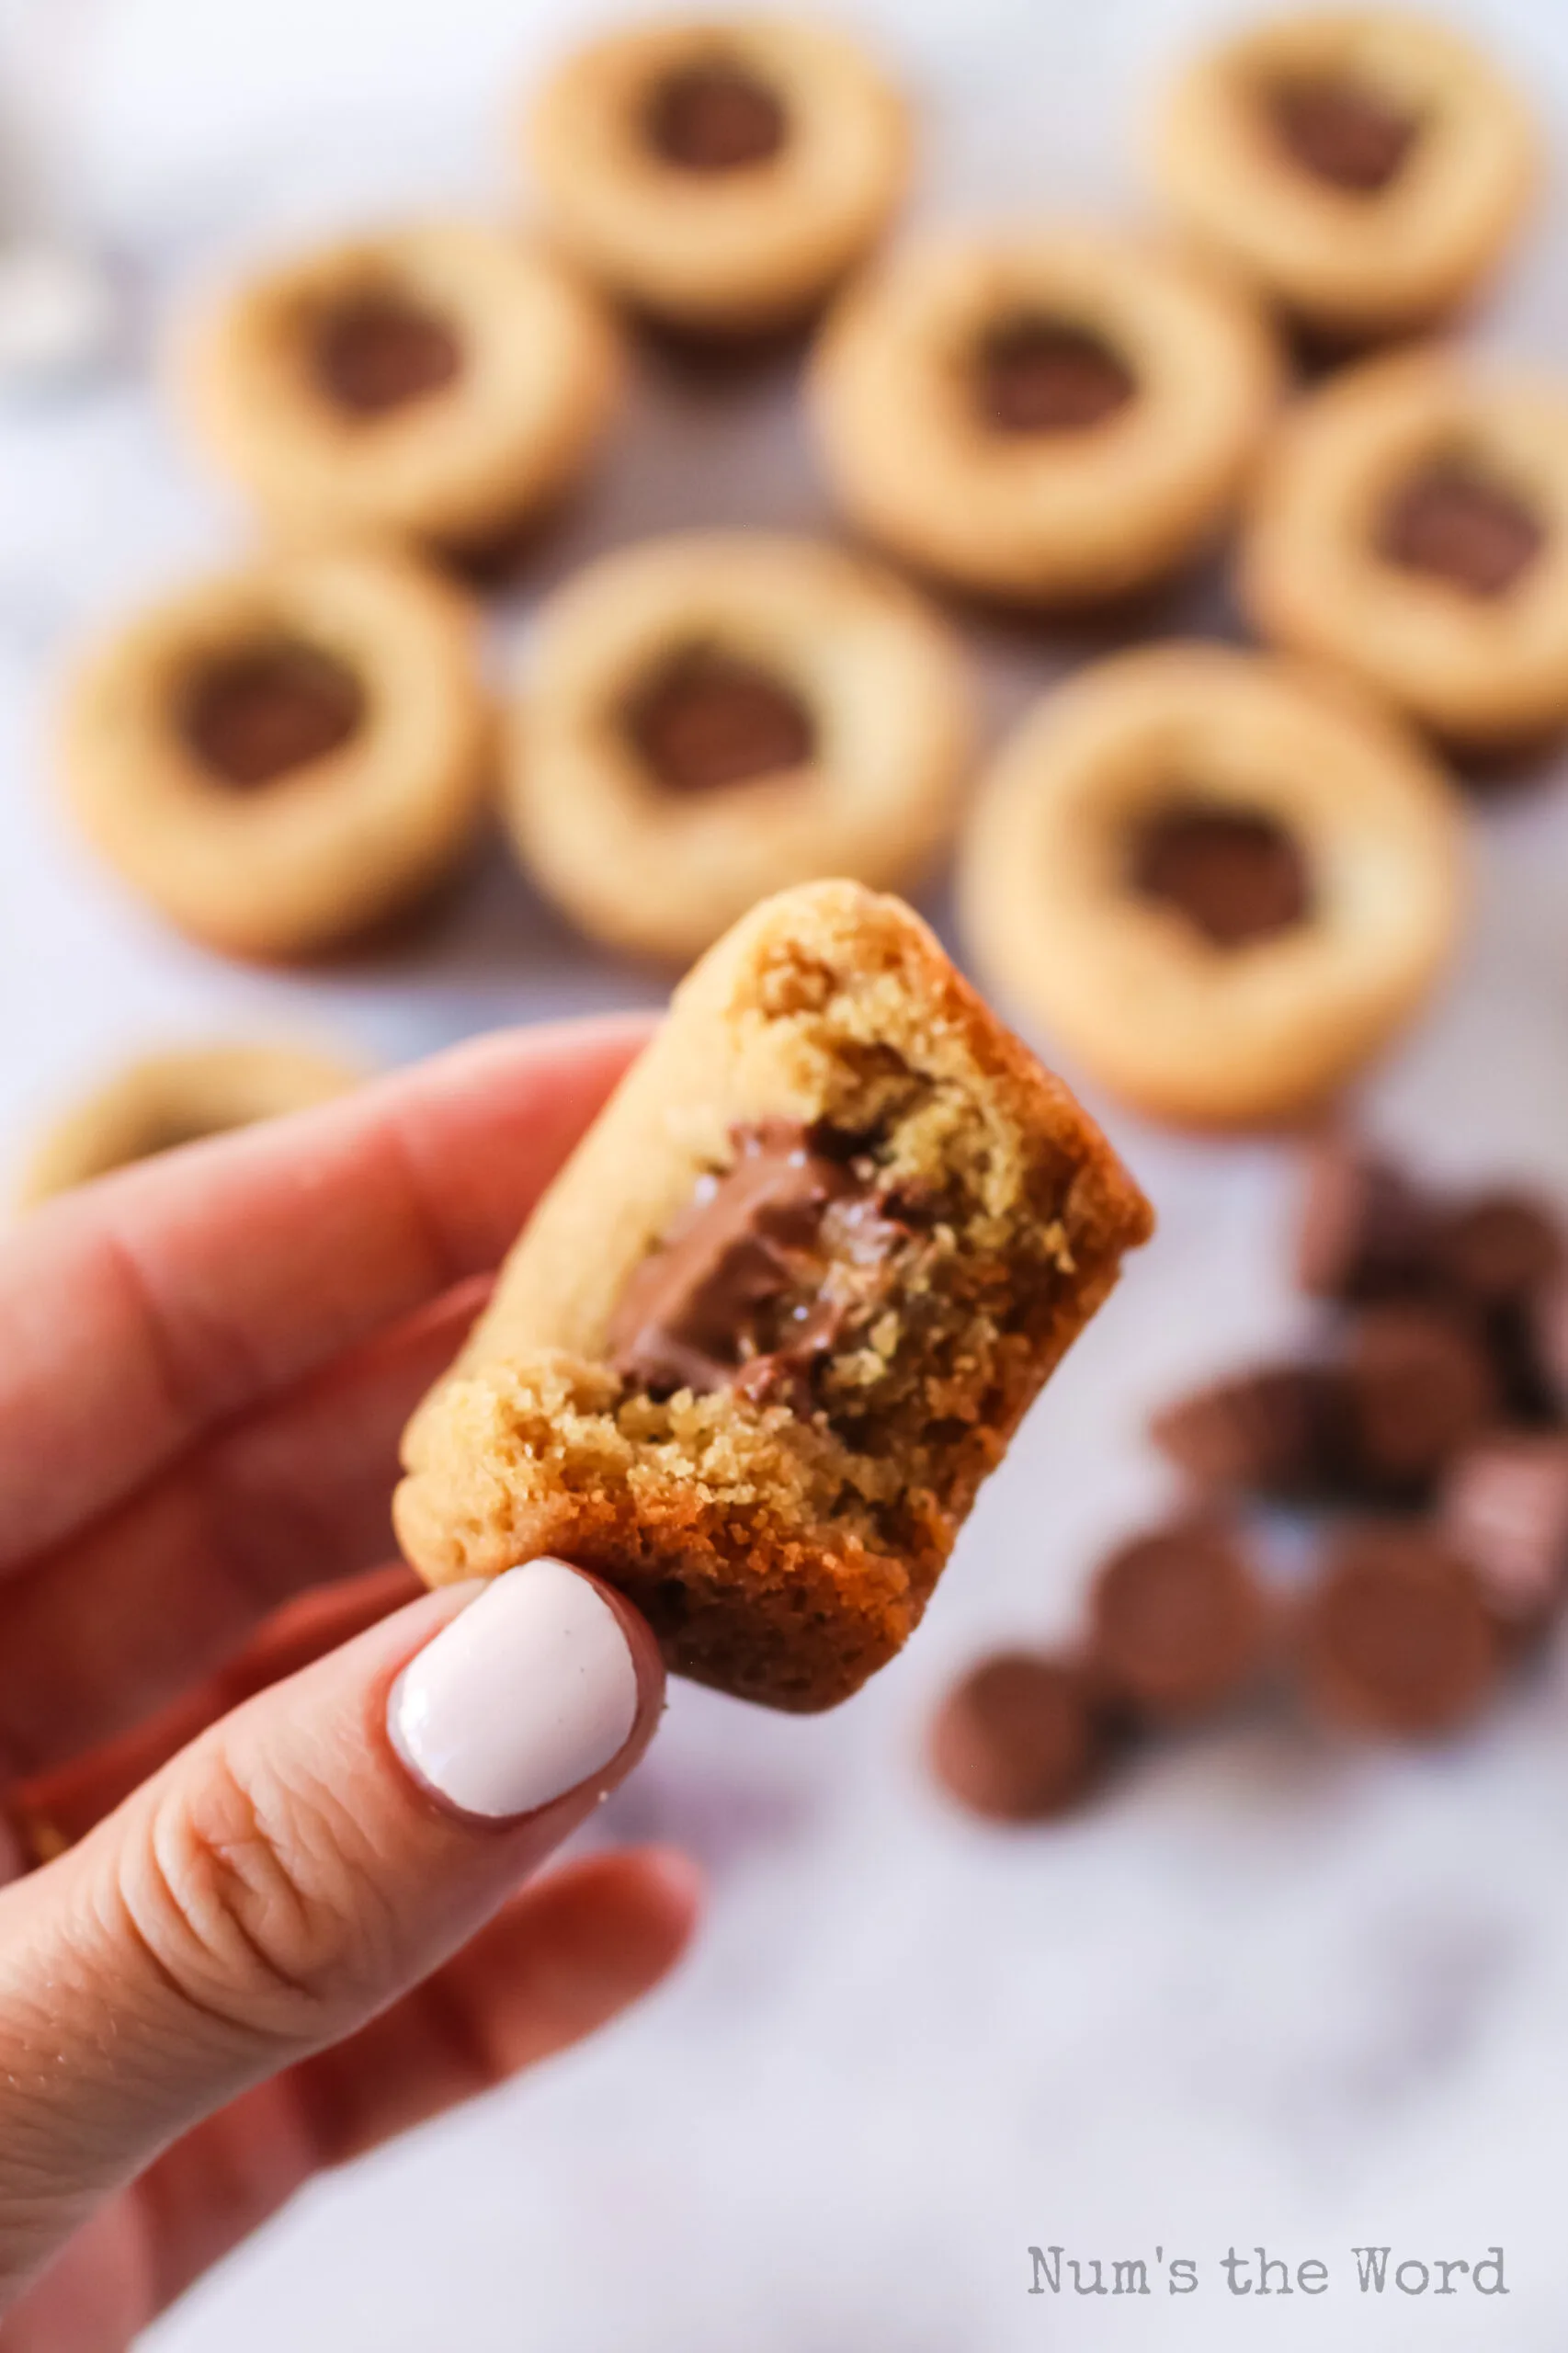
[
  {"x1": 1432, "y1": 1189, "x2": 1563, "y2": 1309},
  {"x1": 1377, "y1": 464, "x2": 1545, "y2": 599},
  {"x1": 310, "y1": 292, "x2": 462, "y2": 416},
  {"x1": 974, "y1": 319, "x2": 1137, "y2": 436},
  {"x1": 1342, "y1": 1303, "x2": 1499, "y2": 1495},
  {"x1": 1129, "y1": 803, "x2": 1310, "y2": 949},
  {"x1": 1266, "y1": 74, "x2": 1420, "y2": 194},
  {"x1": 644, "y1": 61, "x2": 787, "y2": 172},
  {"x1": 928, "y1": 1650, "x2": 1109, "y2": 1822},
  {"x1": 1524, "y1": 1267, "x2": 1568, "y2": 1415},
  {"x1": 1441, "y1": 1433, "x2": 1568, "y2": 1629},
  {"x1": 1296, "y1": 1134, "x2": 1436, "y2": 1302},
  {"x1": 626, "y1": 651, "x2": 816, "y2": 794},
  {"x1": 178, "y1": 642, "x2": 365, "y2": 788},
  {"x1": 1297, "y1": 1526, "x2": 1501, "y2": 1736},
  {"x1": 1151, "y1": 1363, "x2": 1346, "y2": 1500},
  {"x1": 1086, "y1": 1520, "x2": 1269, "y2": 1721}
]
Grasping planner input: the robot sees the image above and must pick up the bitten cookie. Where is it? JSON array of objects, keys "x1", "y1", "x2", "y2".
[
  {"x1": 1240, "y1": 349, "x2": 1568, "y2": 748},
  {"x1": 1151, "y1": 9, "x2": 1538, "y2": 340},
  {"x1": 17, "y1": 1041, "x2": 361, "y2": 1208},
  {"x1": 523, "y1": 17, "x2": 909, "y2": 334},
  {"x1": 62, "y1": 545, "x2": 491, "y2": 961},
  {"x1": 503, "y1": 532, "x2": 973, "y2": 962},
  {"x1": 396, "y1": 881, "x2": 1153, "y2": 1712},
  {"x1": 809, "y1": 228, "x2": 1281, "y2": 605},
  {"x1": 180, "y1": 222, "x2": 622, "y2": 552},
  {"x1": 958, "y1": 643, "x2": 1465, "y2": 1128}
]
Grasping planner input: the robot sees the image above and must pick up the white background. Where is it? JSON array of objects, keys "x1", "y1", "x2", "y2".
[{"x1": 6, "y1": 0, "x2": 1568, "y2": 2346}]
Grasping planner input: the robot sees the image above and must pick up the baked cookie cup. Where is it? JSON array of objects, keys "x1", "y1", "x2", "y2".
[
  {"x1": 959, "y1": 644, "x2": 1466, "y2": 1130},
  {"x1": 17, "y1": 1040, "x2": 362, "y2": 1208},
  {"x1": 1151, "y1": 8, "x2": 1538, "y2": 339},
  {"x1": 503, "y1": 532, "x2": 973, "y2": 961},
  {"x1": 396, "y1": 881, "x2": 1152, "y2": 1711},
  {"x1": 523, "y1": 16, "x2": 909, "y2": 334},
  {"x1": 1240, "y1": 349, "x2": 1568, "y2": 749},
  {"x1": 62, "y1": 546, "x2": 491, "y2": 961},
  {"x1": 181, "y1": 222, "x2": 623, "y2": 551},
  {"x1": 809, "y1": 227, "x2": 1282, "y2": 605}
]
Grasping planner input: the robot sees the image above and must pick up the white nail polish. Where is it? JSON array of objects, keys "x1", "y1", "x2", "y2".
[{"x1": 389, "y1": 1560, "x2": 640, "y2": 1820}]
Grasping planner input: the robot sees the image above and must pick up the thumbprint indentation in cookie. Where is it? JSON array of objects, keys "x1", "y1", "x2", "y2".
[
  {"x1": 310, "y1": 291, "x2": 463, "y2": 416},
  {"x1": 179, "y1": 642, "x2": 367, "y2": 789},
  {"x1": 973, "y1": 318, "x2": 1137, "y2": 437},
  {"x1": 625, "y1": 648, "x2": 817, "y2": 793},
  {"x1": 1376, "y1": 460, "x2": 1545, "y2": 598},
  {"x1": 1129, "y1": 801, "x2": 1311, "y2": 949},
  {"x1": 1264, "y1": 74, "x2": 1423, "y2": 195},
  {"x1": 644, "y1": 60, "x2": 789, "y2": 172}
]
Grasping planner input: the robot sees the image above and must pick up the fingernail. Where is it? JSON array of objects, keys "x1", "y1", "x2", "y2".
[{"x1": 389, "y1": 1560, "x2": 641, "y2": 1820}]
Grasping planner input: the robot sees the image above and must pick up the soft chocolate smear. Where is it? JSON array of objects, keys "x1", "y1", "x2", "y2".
[
  {"x1": 645, "y1": 60, "x2": 788, "y2": 171},
  {"x1": 975, "y1": 319, "x2": 1137, "y2": 436},
  {"x1": 928, "y1": 1651, "x2": 1108, "y2": 1822},
  {"x1": 1297, "y1": 1134, "x2": 1437, "y2": 1302},
  {"x1": 1130, "y1": 802, "x2": 1310, "y2": 949},
  {"x1": 1442, "y1": 1433, "x2": 1568, "y2": 1627},
  {"x1": 1377, "y1": 464, "x2": 1545, "y2": 598},
  {"x1": 1300, "y1": 1528, "x2": 1500, "y2": 1736},
  {"x1": 607, "y1": 1121, "x2": 920, "y2": 1404},
  {"x1": 311, "y1": 291, "x2": 462, "y2": 416},
  {"x1": 1087, "y1": 1522, "x2": 1268, "y2": 1721},
  {"x1": 626, "y1": 650, "x2": 815, "y2": 794},
  {"x1": 179, "y1": 642, "x2": 365, "y2": 789},
  {"x1": 1266, "y1": 74, "x2": 1421, "y2": 194}
]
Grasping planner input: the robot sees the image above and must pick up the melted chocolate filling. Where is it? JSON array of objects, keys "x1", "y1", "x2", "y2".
[
  {"x1": 975, "y1": 318, "x2": 1136, "y2": 436},
  {"x1": 607, "y1": 1121, "x2": 923, "y2": 1404},
  {"x1": 1130, "y1": 802, "x2": 1311, "y2": 949},
  {"x1": 179, "y1": 642, "x2": 366, "y2": 788},
  {"x1": 311, "y1": 292, "x2": 462, "y2": 416},
  {"x1": 644, "y1": 60, "x2": 788, "y2": 171},
  {"x1": 1377, "y1": 462, "x2": 1545, "y2": 598},
  {"x1": 626, "y1": 650, "x2": 816, "y2": 793},
  {"x1": 1266, "y1": 74, "x2": 1421, "y2": 194}
]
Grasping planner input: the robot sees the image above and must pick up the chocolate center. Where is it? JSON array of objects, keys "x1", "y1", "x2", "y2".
[
  {"x1": 1130, "y1": 802, "x2": 1310, "y2": 949},
  {"x1": 975, "y1": 319, "x2": 1137, "y2": 436},
  {"x1": 311, "y1": 291, "x2": 462, "y2": 417},
  {"x1": 607, "y1": 1120, "x2": 921, "y2": 1404},
  {"x1": 645, "y1": 60, "x2": 788, "y2": 171},
  {"x1": 1266, "y1": 74, "x2": 1421, "y2": 193},
  {"x1": 1377, "y1": 463, "x2": 1545, "y2": 598},
  {"x1": 179, "y1": 642, "x2": 366, "y2": 789},
  {"x1": 626, "y1": 651, "x2": 816, "y2": 793}
]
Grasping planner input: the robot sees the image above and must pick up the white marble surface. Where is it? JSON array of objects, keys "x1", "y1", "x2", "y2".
[{"x1": 6, "y1": 0, "x2": 1568, "y2": 2344}]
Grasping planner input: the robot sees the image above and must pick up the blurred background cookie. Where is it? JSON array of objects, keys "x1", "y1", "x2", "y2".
[
  {"x1": 61, "y1": 546, "x2": 492, "y2": 961},
  {"x1": 1241, "y1": 348, "x2": 1568, "y2": 749},
  {"x1": 810, "y1": 227, "x2": 1281, "y2": 604},
  {"x1": 524, "y1": 16, "x2": 909, "y2": 335},
  {"x1": 180, "y1": 221, "x2": 623, "y2": 553},
  {"x1": 17, "y1": 1040, "x2": 362, "y2": 1207},
  {"x1": 1151, "y1": 7, "x2": 1538, "y2": 340},
  {"x1": 958, "y1": 642, "x2": 1465, "y2": 1126},
  {"x1": 503, "y1": 531, "x2": 972, "y2": 961}
]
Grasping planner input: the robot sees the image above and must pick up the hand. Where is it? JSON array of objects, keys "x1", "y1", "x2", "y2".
[{"x1": 0, "y1": 1020, "x2": 701, "y2": 2347}]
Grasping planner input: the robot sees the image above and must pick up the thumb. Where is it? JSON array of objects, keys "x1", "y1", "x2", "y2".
[{"x1": 0, "y1": 1558, "x2": 663, "y2": 2307}]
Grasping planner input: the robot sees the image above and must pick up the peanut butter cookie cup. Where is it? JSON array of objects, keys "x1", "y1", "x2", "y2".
[
  {"x1": 396, "y1": 881, "x2": 1152, "y2": 1712},
  {"x1": 959, "y1": 643, "x2": 1465, "y2": 1129},
  {"x1": 809, "y1": 228, "x2": 1281, "y2": 604},
  {"x1": 182, "y1": 222, "x2": 622, "y2": 551},
  {"x1": 524, "y1": 17, "x2": 909, "y2": 334},
  {"x1": 17, "y1": 1041, "x2": 361, "y2": 1208},
  {"x1": 1241, "y1": 349, "x2": 1568, "y2": 749},
  {"x1": 503, "y1": 532, "x2": 972, "y2": 962},
  {"x1": 1151, "y1": 9, "x2": 1538, "y2": 340},
  {"x1": 62, "y1": 547, "x2": 491, "y2": 961}
]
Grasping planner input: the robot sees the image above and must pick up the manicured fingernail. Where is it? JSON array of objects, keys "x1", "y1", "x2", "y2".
[{"x1": 389, "y1": 1560, "x2": 640, "y2": 1820}]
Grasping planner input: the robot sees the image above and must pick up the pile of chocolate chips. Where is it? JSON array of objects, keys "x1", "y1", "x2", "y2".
[{"x1": 930, "y1": 1134, "x2": 1568, "y2": 1824}]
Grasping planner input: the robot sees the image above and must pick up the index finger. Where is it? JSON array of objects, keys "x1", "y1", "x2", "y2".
[{"x1": 0, "y1": 1015, "x2": 650, "y2": 1568}]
